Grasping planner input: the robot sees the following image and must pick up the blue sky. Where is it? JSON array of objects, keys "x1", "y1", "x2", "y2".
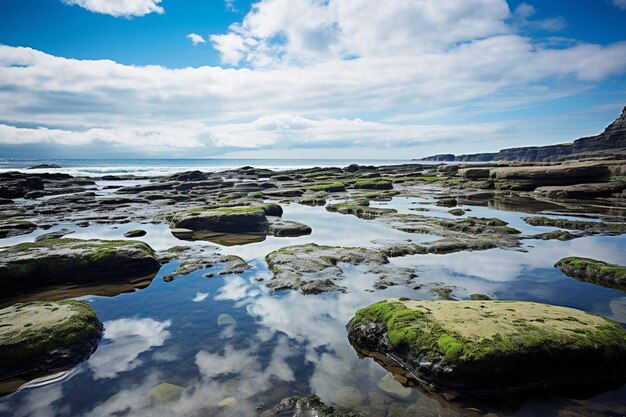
[{"x1": 0, "y1": 0, "x2": 625, "y2": 158}]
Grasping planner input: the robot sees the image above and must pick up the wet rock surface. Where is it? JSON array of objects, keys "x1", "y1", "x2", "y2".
[
  {"x1": 556, "y1": 257, "x2": 626, "y2": 292},
  {"x1": 0, "y1": 301, "x2": 103, "y2": 381},
  {"x1": 348, "y1": 299, "x2": 626, "y2": 395},
  {"x1": 0, "y1": 239, "x2": 161, "y2": 299},
  {"x1": 265, "y1": 244, "x2": 417, "y2": 294}
]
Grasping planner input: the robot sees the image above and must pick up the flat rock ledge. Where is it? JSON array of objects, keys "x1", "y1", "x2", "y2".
[
  {"x1": 0, "y1": 301, "x2": 103, "y2": 380},
  {"x1": 347, "y1": 299, "x2": 626, "y2": 395},
  {"x1": 0, "y1": 238, "x2": 161, "y2": 298}
]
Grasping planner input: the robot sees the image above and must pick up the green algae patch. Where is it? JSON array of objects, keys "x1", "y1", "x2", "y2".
[
  {"x1": 308, "y1": 182, "x2": 346, "y2": 192},
  {"x1": 556, "y1": 257, "x2": 626, "y2": 292},
  {"x1": 0, "y1": 300, "x2": 103, "y2": 379},
  {"x1": 348, "y1": 299, "x2": 626, "y2": 394},
  {"x1": 352, "y1": 178, "x2": 393, "y2": 190}
]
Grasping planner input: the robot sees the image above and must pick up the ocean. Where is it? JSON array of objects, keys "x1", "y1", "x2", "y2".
[{"x1": 0, "y1": 158, "x2": 418, "y2": 177}]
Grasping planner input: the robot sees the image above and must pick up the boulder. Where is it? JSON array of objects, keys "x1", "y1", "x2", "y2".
[
  {"x1": 0, "y1": 301, "x2": 103, "y2": 380},
  {"x1": 0, "y1": 239, "x2": 160, "y2": 297},
  {"x1": 348, "y1": 299, "x2": 626, "y2": 394},
  {"x1": 170, "y1": 205, "x2": 275, "y2": 233},
  {"x1": 268, "y1": 220, "x2": 312, "y2": 237}
]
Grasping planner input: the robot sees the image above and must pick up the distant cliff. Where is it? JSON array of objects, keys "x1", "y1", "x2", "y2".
[{"x1": 420, "y1": 106, "x2": 626, "y2": 162}]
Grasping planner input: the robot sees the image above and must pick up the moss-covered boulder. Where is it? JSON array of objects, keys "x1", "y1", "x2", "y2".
[
  {"x1": 348, "y1": 299, "x2": 626, "y2": 394},
  {"x1": 0, "y1": 239, "x2": 160, "y2": 297},
  {"x1": 556, "y1": 257, "x2": 626, "y2": 292},
  {"x1": 0, "y1": 301, "x2": 103, "y2": 380},
  {"x1": 169, "y1": 204, "x2": 282, "y2": 233}
]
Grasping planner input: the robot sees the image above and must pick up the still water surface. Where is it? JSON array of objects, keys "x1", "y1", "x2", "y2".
[{"x1": 1, "y1": 197, "x2": 625, "y2": 417}]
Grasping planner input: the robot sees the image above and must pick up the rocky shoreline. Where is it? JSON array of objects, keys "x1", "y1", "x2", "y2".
[{"x1": 0, "y1": 111, "x2": 625, "y2": 411}]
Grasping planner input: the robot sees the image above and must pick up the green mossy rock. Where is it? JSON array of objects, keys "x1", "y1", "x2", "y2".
[
  {"x1": 524, "y1": 216, "x2": 626, "y2": 234},
  {"x1": 169, "y1": 204, "x2": 282, "y2": 233},
  {"x1": 0, "y1": 301, "x2": 103, "y2": 380},
  {"x1": 556, "y1": 257, "x2": 626, "y2": 292},
  {"x1": 0, "y1": 239, "x2": 160, "y2": 297},
  {"x1": 348, "y1": 299, "x2": 626, "y2": 394}
]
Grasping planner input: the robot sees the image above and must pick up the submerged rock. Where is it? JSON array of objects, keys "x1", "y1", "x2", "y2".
[
  {"x1": 556, "y1": 257, "x2": 626, "y2": 292},
  {"x1": 149, "y1": 382, "x2": 185, "y2": 405},
  {"x1": 347, "y1": 299, "x2": 626, "y2": 395},
  {"x1": 0, "y1": 239, "x2": 161, "y2": 298},
  {"x1": 35, "y1": 228, "x2": 75, "y2": 241},
  {"x1": 0, "y1": 301, "x2": 103, "y2": 380}
]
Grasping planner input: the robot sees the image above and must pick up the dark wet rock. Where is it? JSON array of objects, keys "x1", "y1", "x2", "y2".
[
  {"x1": 348, "y1": 299, "x2": 626, "y2": 395},
  {"x1": 524, "y1": 216, "x2": 626, "y2": 234},
  {"x1": 0, "y1": 239, "x2": 160, "y2": 298},
  {"x1": 264, "y1": 188, "x2": 305, "y2": 197},
  {"x1": 448, "y1": 208, "x2": 465, "y2": 216},
  {"x1": 308, "y1": 182, "x2": 346, "y2": 192},
  {"x1": 535, "y1": 181, "x2": 626, "y2": 200},
  {"x1": 0, "y1": 173, "x2": 44, "y2": 199},
  {"x1": 28, "y1": 164, "x2": 61, "y2": 169},
  {"x1": 0, "y1": 300, "x2": 103, "y2": 380},
  {"x1": 268, "y1": 219, "x2": 312, "y2": 237},
  {"x1": 436, "y1": 197, "x2": 457, "y2": 207},
  {"x1": 124, "y1": 229, "x2": 147, "y2": 238},
  {"x1": 169, "y1": 170, "x2": 208, "y2": 182},
  {"x1": 169, "y1": 204, "x2": 282, "y2": 233},
  {"x1": 352, "y1": 178, "x2": 393, "y2": 190},
  {"x1": 345, "y1": 164, "x2": 361, "y2": 173},
  {"x1": 556, "y1": 257, "x2": 626, "y2": 292},
  {"x1": 261, "y1": 394, "x2": 361, "y2": 417},
  {"x1": 35, "y1": 228, "x2": 75, "y2": 241},
  {"x1": 530, "y1": 230, "x2": 577, "y2": 241},
  {"x1": 469, "y1": 293, "x2": 492, "y2": 300},
  {"x1": 0, "y1": 220, "x2": 36, "y2": 238},
  {"x1": 0, "y1": 199, "x2": 13, "y2": 205}
]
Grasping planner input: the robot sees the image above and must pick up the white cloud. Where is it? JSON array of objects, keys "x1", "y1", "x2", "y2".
[
  {"x1": 192, "y1": 292, "x2": 209, "y2": 302},
  {"x1": 225, "y1": 0, "x2": 237, "y2": 12},
  {"x1": 88, "y1": 318, "x2": 172, "y2": 379},
  {"x1": 62, "y1": 0, "x2": 164, "y2": 17},
  {"x1": 211, "y1": 0, "x2": 511, "y2": 66},
  {"x1": 2, "y1": 0, "x2": 626, "y2": 156},
  {"x1": 186, "y1": 33, "x2": 206, "y2": 46},
  {"x1": 613, "y1": 0, "x2": 626, "y2": 10}
]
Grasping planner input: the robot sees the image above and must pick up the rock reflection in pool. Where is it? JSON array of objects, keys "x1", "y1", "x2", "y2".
[{"x1": 0, "y1": 220, "x2": 625, "y2": 416}]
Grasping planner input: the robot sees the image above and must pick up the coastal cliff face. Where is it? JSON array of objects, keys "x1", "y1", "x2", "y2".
[{"x1": 421, "y1": 106, "x2": 626, "y2": 162}]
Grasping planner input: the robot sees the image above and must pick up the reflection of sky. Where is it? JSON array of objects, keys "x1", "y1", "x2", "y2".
[
  {"x1": 89, "y1": 318, "x2": 172, "y2": 379},
  {"x1": 1, "y1": 200, "x2": 626, "y2": 416}
]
